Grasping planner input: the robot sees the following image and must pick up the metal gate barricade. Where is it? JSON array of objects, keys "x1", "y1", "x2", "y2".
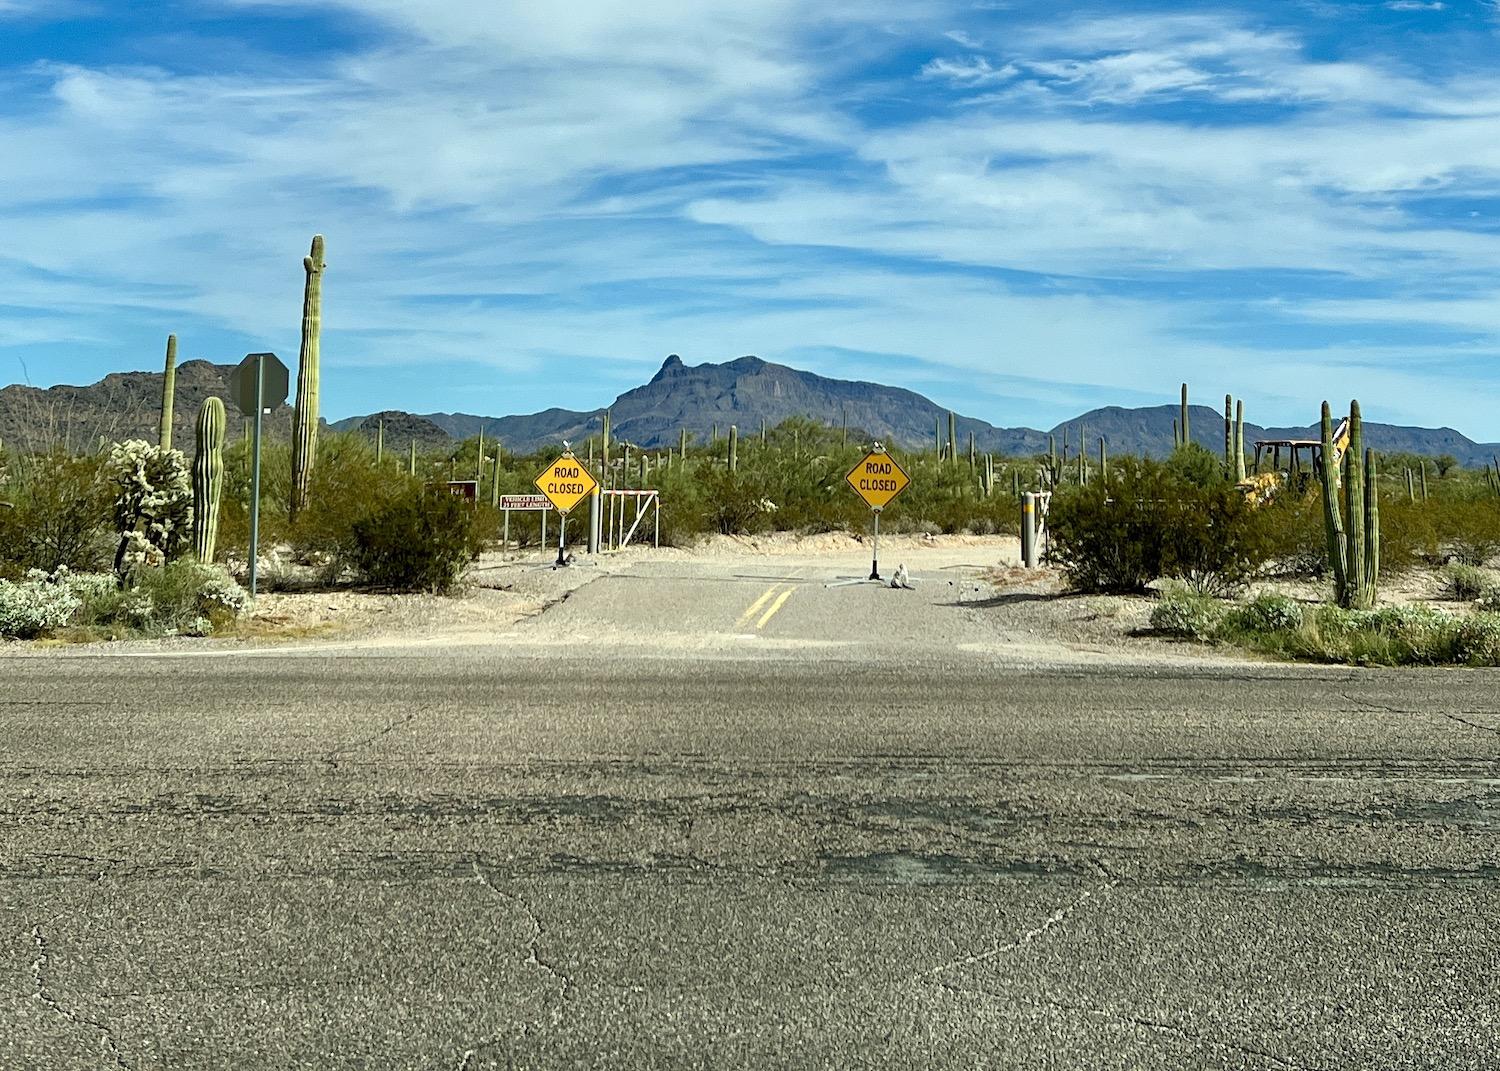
[{"x1": 602, "y1": 489, "x2": 660, "y2": 551}]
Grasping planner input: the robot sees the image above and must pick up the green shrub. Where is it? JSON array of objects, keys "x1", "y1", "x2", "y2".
[
  {"x1": 0, "y1": 453, "x2": 114, "y2": 579},
  {"x1": 1224, "y1": 592, "x2": 1304, "y2": 634},
  {"x1": 76, "y1": 561, "x2": 249, "y2": 636},
  {"x1": 1452, "y1": 614, "x2": 1500, "y2": 665},
  {"x1": 1047, "y1": 457, "x2": 1269, "y2": 594},
  {"x1": 1164, "y1": 442, "x2": 1226, "y2": 488},
  {"x1": 1256, "y1": 491, "x2": 1327, "y2": 579},
  {"x1": 1379, "y1": 497, "x2": 1439, "y2": 575},
  {"x1": 290, "y1": 435, "x2": 422, "y2": 579},
  {"x1": 349, "y1": 487, "x2": 482, "y2": 592},
  {"x1": 1149, "y1": 585, "x2": 1223, "y2": 640},
  {"x1": 1436, "y1": 499, "x2": 1500, "y2": 566},
  {"x1": 1441, "y1": 563, "x2": 1490, "y2": 602}
]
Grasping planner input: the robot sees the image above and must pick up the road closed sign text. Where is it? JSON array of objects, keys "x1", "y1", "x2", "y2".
[
  {"x1": 846, "y1": 450, "x2": 911, "y2": 510},
  {"x1": 533, "y1": 453, "x2": 599, "y2": 515}
]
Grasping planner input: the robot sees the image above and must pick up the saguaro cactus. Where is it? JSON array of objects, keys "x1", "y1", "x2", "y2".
[
  {"x1": 602, "y1": 410, "x2": 611, "y2": 468},
  {"x1": 1234, "y1": 400, "x2": 1246, "y2": 482},
  {"x1": 1320, "y1": 400, "x2": 1380, "y2": 609},
  {"x1": 290, "y1": 234, "x2": 326, "y2": 519},
  {"x1": 192, "y1": 397, "x2": 226, "y2": 563},
  {"x1": 728, "y1": 425, "x2": 738, "y2": 472},
  {"x1": 375, "y1": 419, "x2": 384, "y2": 465},
  {"x1": 679, "y1": 426, "x2": 687, "y2": 460},
  {"x1": 1179, "y1": 383, "x2": 1190, "y2": 448},
  {"x1": 408, "y1": 440, "x2": 417, "y2": 476},
  {"x1": 1224, "y1": 394, "x2": 1233, "y2": 471},
  {"x1": 1099, "y1": 437, "x2": 1108, "y2": 483},
  {"x1": 947, "y1": 411, "x2": 957, "y2": 467},
  {"x1": 159, "y1": 334, "x2": 178, "y2": 449}
]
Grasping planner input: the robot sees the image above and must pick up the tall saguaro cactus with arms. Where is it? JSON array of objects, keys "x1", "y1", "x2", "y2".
[{"x1": 290, "y1": 234, "x2": 326, "y2": 520}]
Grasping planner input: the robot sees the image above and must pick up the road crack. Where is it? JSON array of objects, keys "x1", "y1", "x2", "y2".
[
  {"x1": 30, "y1": 924, "x2": 129, "y2": 1068},
  {"x1": 324, "y1": 704, "x2": 435, "y2": 767},
  {"x1": 1022, "y1": 996, "x2": 1330, "y2": 1071},
  {"x1": 922, "y1": 879, "x2": 1118, "y2": 979},
  {"x1": 457, "y1": 860, "x2": 575, "y2": 1069},
  {"x1": 1342, "y1": 691, "x2": 1500, "y2": 740}
]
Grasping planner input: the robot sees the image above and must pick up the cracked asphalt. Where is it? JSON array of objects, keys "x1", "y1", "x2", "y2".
[{"x1": 3, "y1": 550, "x2": 1500, "y2": 1069}]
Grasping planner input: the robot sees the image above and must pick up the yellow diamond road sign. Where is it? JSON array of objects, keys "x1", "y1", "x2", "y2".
[
  {"x1": 846, "y1": 450, "x2": 910, "y2": 511},
  {"x1": 533, "y1": 452, "x2": 598, "y2": 515}
]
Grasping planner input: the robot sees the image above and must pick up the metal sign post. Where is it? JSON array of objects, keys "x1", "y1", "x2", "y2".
[
  {"x1": 249, "y1": 360, "x2": 263, "y2": 595},
  {"x1": 844, "y1": 442, "x2": 911, "y2": 583},
  {"x1": 228, "y1": 352, "x2": 289, "y2": 598}
]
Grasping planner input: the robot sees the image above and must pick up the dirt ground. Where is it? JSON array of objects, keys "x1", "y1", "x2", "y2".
[
  {"x1": 218, "y1": 532, "x2": 1180, "y2": 658},
  {"x1": 28, "y1": 530, "x2": 1489, "y2": 660}
]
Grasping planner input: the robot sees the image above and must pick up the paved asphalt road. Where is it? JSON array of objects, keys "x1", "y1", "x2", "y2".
[{"x1": 4, "y1": 555, "x2": 1499, "y2": 1069}]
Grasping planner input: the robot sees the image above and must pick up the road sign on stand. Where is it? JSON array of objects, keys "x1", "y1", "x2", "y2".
[
  {"x1": 846, "y1": 448, "x2": 911, "y2": 510},
  {"x1": 845, "y1": 445, "x2": 911, "y2": 581},
  {"x1": 534, "y1": 452, "x2": 598, "y2": 515},
  {"x1": 533, "y1": 450, "x2": 599, "y2": 566}
]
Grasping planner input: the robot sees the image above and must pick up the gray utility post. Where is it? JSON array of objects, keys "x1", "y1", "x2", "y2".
[
  {"x1": 228, "y1": 352, "x2": 289, "y2": 597},
  {"x1": 1021, "y1": 492, "x2": 1038, "y2": 568}
]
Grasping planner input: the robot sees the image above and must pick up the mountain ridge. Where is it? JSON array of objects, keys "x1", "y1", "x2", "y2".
[{"x1": 6, "y1": 354, "x2": 1498, "y2": 465}]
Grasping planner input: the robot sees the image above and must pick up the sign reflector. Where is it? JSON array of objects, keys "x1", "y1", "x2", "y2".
[
  {"x1": 533, "y1": 452, "x2": 599, "y2": 515},
  {"x1": 845, "y1": 450, "x2": 911, "y2": 511}
]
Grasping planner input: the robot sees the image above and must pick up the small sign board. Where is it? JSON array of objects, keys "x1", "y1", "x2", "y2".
[
  {"x1": 499, "y1": 494, "x2": 551, "y2": 511},
  {"x1": 446, "y1": 480, "x2": 478, "y2": 502},
  {"x1": 228, "y1": 352, "x2": 290, "y2": 417},
  {"x1": 846, "y1": 449, "x2": 911, "y2": 511},
  {"x1": 533, "y1": 452, "x2": 598, "y2": 515}
]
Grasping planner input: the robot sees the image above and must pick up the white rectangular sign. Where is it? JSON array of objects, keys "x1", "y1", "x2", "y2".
[{"x1": 498, "y1": 494, "x2": 552, "y2": 510}]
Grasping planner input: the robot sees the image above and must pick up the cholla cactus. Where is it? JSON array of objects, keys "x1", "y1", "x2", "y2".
[{"x1": 107, "y1": 439, "x2": 192, "y2": 583}]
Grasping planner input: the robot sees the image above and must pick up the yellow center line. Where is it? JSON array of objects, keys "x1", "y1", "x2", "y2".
[
  {"x1": 736, "y1": 585, "x2": 783, "y2": 628},
  {"x1": 756, "y1": 588, "x2": 796, "y2": 630}
]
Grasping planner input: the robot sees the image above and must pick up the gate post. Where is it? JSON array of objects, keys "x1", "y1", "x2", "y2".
[
  {"x1": 1021, "y1": 492, "x2": 1037, "y2": 568},
  {"x1": 588, "y1": 490, "x2": 601, "y2": 554}
]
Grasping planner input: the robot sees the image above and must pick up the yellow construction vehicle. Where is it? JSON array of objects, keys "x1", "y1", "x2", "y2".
[{"x1": 1238, "y1": 418, "x2": 1348, "y2": 504}]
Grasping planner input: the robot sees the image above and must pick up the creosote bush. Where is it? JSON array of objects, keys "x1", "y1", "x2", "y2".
[
  {"x1": 1048, "y1": 456, "x2": 1268, "y2": 595},
  {"x1": 0, "y1": 452, "x2": 114, "y2": 579},
  {"x1": 349, "y1": 488, "x2": 483, "y2": 593}
]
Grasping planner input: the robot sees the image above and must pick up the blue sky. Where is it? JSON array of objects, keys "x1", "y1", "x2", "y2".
[{"x1": 5, "y1": 1, "x2": 1500, "y2": 437}]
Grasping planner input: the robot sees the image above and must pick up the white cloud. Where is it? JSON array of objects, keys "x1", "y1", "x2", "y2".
[
  {"x1": 920, "y1": 55, "x2": 1019, "y2": 85},
  {"x1": 5, "y1": 2, "x2": 1500, "y2": 435}
]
